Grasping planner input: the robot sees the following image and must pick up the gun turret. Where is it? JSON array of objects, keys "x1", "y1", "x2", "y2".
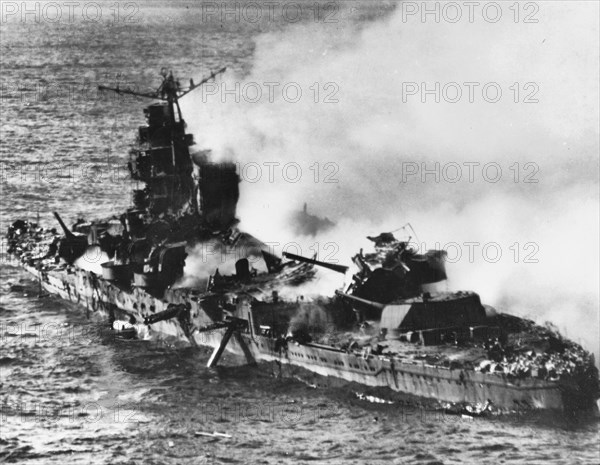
[
  {"x1": 283, "y1": 252, "x2": 349, "y2": 274},
  {"x1": 52, "y1": 212, "x2": 88, "y2": 263},
  {"x1": 334, "y1": 290, "x2": 386, "y2": 311}
]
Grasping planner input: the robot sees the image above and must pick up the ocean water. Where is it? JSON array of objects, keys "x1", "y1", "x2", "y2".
[{"x1": 1, "y1": 2, "x2": 599, "y2": 464}]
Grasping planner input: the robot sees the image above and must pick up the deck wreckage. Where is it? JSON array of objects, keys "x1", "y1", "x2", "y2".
[{"x1": 6, "y1": 69, "x2": 599, "y2": 416}]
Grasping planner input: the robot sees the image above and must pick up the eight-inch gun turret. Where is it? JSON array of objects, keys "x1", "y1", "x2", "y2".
[
  {"x1": 347, "y1": 231, "x2": 447, "y2": 303},
  {"x1": 52, "y1": 212, "x2": 88, "y2": 264}
]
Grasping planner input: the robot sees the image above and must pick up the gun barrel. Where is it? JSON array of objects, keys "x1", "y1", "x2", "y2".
[
  {"x1": 283, "y1": 252, "x2": 348, "y2": 274},
  {"x1": 334, "y1": 290, "x2": 386, "y2": 310},
  {"x1": 97, "y1": 85, "x2": 159, "y2": 100},
  {"x1": 52, "y1": 212, "x2": 75, "y2": 238},
  {"x1": 144, "y1": 303, "x2": 186, "y2": 325}
]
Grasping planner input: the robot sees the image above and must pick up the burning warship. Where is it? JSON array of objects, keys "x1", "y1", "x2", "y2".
[{"x1": 6, "y1": 69, "x2": 599, "y2": 417}]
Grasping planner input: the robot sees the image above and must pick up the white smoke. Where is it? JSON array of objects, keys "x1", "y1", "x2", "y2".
[
  {"x1": 175, "y1": 239, "x2": 267, "y2": 289},
  {"x1": 181, "y1": 2, "x2": 599, "y2": 360}
]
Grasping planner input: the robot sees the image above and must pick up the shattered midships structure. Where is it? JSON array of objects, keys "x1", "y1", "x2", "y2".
[{"x1": 6, "y1": 70, "x2": 599, "y2": 417}]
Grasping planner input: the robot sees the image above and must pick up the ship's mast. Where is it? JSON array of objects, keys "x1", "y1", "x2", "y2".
[{"x1": 98, "y1": 66, "x2": 226, "y2": 116}]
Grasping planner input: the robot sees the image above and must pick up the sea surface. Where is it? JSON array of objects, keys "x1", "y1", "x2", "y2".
[{"x1": 1, "y1": 2, "x2": 599, "y2": 464}]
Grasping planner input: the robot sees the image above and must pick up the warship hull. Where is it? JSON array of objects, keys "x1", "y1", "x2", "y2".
[
  {"x1": 8, "y1": 68, "x2": 597, "y2": 420},
  {"x1": 20, "y1": 263, "x2": 582, "y2": 414}
]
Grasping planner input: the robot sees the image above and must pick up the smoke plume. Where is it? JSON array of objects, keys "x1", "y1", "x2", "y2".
[{"x1": 182, "y1": 2, "x2": 599, "y2": 359}]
